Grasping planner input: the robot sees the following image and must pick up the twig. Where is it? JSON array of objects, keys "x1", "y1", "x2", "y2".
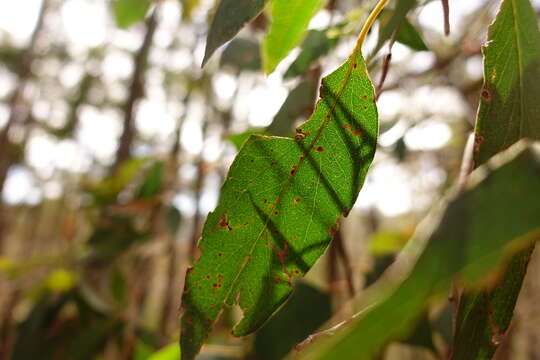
[{"x1": 441, "y1": 0, "x2": 450, "y2": 35}]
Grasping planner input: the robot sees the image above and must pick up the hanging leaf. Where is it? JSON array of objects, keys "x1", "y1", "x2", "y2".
[
  {"x1": 453, "y1": 0, "x2": 540, "y2": 357},
  {"x1": 220, "y1": 38, "x2": 261, "y2": 72},
  {"x1": 114, "y1": 0, "x2": 151, "y2": 28},
  {"x1": 372, "y1": 0, "x2": 416, "y2": 57},
  {"x1": 263, "y1": 0, "x2": 326, "y2": 74},
  {"x1": 180, "y1": 45, "x2": 378, "y2": 359},
  {"x1": 299, "y1": 140, "x2": 540, "y2": 360},
  {"x1": 253, "y1": 282, "x2": 332, "y2": 360},
  {"x1": 284, "y1": 28, "x2": 341, "y2": 79},
  {"x1": 379, "y1": 10, "x2": 428, "y2": 51},
  {"x1": 202, "y1": 0, "x2": 269, "y2": 66}
]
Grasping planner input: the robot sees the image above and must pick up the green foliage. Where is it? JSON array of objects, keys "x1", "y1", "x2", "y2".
[
  {"x1": 284, "y1": 28, "x2": 342, "y2": 79},
  {"x1": 202, "y1": 0, "x2": 269, "y2": 66},
  {"x1": 263, "y1": 0, "x2": 325, "y2": 74},
  {"x1": 253, "y1": 282, "x2": 332, "y2": 360},
  {"x1": 114, "y1": 0, "x2": 152, "y2": 28},
  {"x1": 180, "y1": 48, "x2": 378, "y2": 359},
  {"x1": 379, "y1": 10, "x2": 428, "y2": 51},
  {"x1": 220, "y1": 38, "x2": 261, "y2": 71},
  {"x1": 453, "y1": 0, "x2": 540, "y2": 357},
  {"x1": 299, "y1": 140, "x2": 540, "y2": 360}
]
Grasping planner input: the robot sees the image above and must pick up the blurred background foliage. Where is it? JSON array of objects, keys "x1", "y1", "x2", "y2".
[{"x1": 0, "y1": 0, "x2": 539, "y2": 359}]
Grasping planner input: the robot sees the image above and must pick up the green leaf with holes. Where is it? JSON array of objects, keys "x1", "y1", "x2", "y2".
[
  {"x1": 452, "y1": 0, "x2": 540, "y2": 358},
  {"x1": 263, "y1": 0, "x2": 326, "y2": 74},
  {"x1": 299, "y1": 141, "x2": 540, "y2": 360},
  {"x1": 114, "y1": 0, "x2": 151, "y2": 28},
  {"x1": 202, "y1": 0, "x2": 269, "y2": 66},
  {"x1": 179, "y1": 47, "x2": 378, "y2": 359}
]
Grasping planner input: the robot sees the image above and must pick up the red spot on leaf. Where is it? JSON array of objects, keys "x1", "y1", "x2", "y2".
[{"x1": 344, "y1": 124, "x2": 362, "y2": 136}]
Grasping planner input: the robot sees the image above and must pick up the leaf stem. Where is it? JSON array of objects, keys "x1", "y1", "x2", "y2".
[{"x1": 354, "y1": 0, "x2": 389, "y2": 54}]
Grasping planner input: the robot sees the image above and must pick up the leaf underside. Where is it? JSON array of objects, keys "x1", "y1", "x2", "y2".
[
  {"x1": 453, "y1": 0, "x2": 540, "y2": 358},
  {"x1": 299, "y1": 140, "x2": 540, "y2": 360},
  {"x1": 202, "y1": 0, "x2": 268, "y2": 66},
  {"x1": 180, "y1": 51, "x2": 378, "y2": 359}
]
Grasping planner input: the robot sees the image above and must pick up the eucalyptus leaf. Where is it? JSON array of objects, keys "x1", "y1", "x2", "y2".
[{"x1": 180, "y1": 46, "x2": 378, "y2": 359}]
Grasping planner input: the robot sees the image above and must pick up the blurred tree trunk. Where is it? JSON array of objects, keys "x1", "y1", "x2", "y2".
[{"x1": 112, "y1": 9, "x2": 158, "y2": 174}]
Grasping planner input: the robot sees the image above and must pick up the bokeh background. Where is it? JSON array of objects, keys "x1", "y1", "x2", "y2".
[{"x1": 0, "y1": 0, "x2": 539, "y2": 359}]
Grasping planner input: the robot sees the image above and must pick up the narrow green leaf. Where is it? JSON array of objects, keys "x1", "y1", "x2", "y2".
[
  {"x1": 453, "y1": 0, "x2": 540, "y2": 357},
  {"x1": 114, "y1": 0, "x2": 151, "y2": 28},
  {"x1": 202, "y1": 0, "x2": 269, "y2": 67},
  {"x1": 220, "y1": 38, "x2": 261, "y2": 71},
  {"x1": 299, "y1": 140, "x2": 540, "y2": 360},
  {"x1": 284, "y1": 28, "x2": 341, "y2": 79},
  {"x1": 372, "y1": 0, "x2": 416, "y2": 57},
  {"x1": 180, "y1": 50, "x2": 378, "y2": 359},
  {"x1": 263, "y1": 0, "x2": 326, "y2": 74},
  {"x1": 379, "y1": 10, "x2": 428, "y2": 51}
]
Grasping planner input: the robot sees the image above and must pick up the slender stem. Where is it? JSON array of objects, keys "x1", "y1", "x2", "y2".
[{"x1": 354, "y1": 0, "x2": 390, "y2": 53}]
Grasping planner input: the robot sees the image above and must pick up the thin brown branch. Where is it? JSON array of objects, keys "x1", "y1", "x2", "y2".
[
  {"x1": 442, "y1": 0, "x2": 451, "y2": 36},
  {"x1": 112, "y1": 10, "x2": 159, "y2": 173}
]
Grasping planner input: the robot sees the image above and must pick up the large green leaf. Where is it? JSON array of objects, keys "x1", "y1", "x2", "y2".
[
  {"x1": 452, "y1": 0, "x2": 540, "y2": 358},
  {"x1": 263, "y1": 0, "x2": 326, "y2": 74},
  {"x1": 298, "y1": 140, "x2": 540, "y2": 360},
  {"x1": 114, "y1": 0, "x2": 151, "y2": 28},
  {"x1": 180, "y1": 48, "x2": 378, "y2": 359},
  {"x1": 202, "y1": 0, "x2": 269, "y2": 66}
]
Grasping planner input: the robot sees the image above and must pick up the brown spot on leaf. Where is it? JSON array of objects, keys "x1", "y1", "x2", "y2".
[
  {"x1": 344, "y1": 124, "x2": 362, "y2": 136},
  {"x1": 474, "y1": 133, "x2": 485, "y2": 153},
  {"x1": 294, "y1": 196, "x2": 301, "y2": 204},
  {"x1": 481, "y1": 87, "x2": 492, "y2": 103},
  {"x1": 316, "y1": 146, "x2": 324, "y2": 152},
  {"x1": 361, "y1": 95, "x2": 368, "y2": 100},
  {"x1": 217, "y1": 252, "x2": 223, "y2": 257},
  {"x1": 295, "y1": 128, "x2": 309, "y2": 140},
  {"x1": 290, "y1": 165, "x2": 297, "y2": 175}
]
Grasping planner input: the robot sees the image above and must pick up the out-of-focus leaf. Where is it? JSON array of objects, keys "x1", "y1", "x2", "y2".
[
  {"x1": 148, "y1": 343, "x2": 181, "y2": 360},
  {"x1": 372, "y1": 0, "x2": 416, "y2": 57},
  {"x1": 180, "y1": 0, "x2": 200, "y2": 21},
  {"x1": 299, "y1": 141, "x2": 540, "y2": 360},
  {"x1": 453, "y1": 0, "x2": 540, "y2": 358},
  {"x1": 267, "y1": 78, "x2": 319, "y2": 136},
  {"x1": 202, "y1": 0, "x2": 269, "y2": 66},
  {"x1": 220, "y1": 38, "x2": 261, "y2": 71},
  {"x1": 86, "y1": 157, "x2": 148, "y2": 206},
  {"x1": 137, "y1": 161, "x2": 164, "y2": 198},
  {"x1": 88, "y1": 215, "x2": 150, "y2": 258},
  {"x1": 369, "y1": 231, "x2": 408, "y2": 255},
  {"x1": 109, "y1": 268, "x2": 126, "y2": 304},
  {"x1": 180, "y1": 47, "x2": 378, "y2": 359},
  {"x1": 263, "y1": 0, "x2": 325, "y2": 74},
  {"x1": 402, "y1": 312, "x2": 436, "y2": 352},
  {"x1": 284, "y1": 28, "x2": 340, "y2": 79},
  {"x1": 166, "y1": 206, "x2": 183, "y2": 236},
  {"x1": 46, "y1": 269, "x2": 76, "y2": 293},
  {"x1": 254, "y1": 282, "x2": 332, "y2": 360},
  {"x1": 114, "y1": 0, "x2": 151, "y2": 28},
  {"x1": 379, "y1": 10, "x2": 428, "y2": 51}
]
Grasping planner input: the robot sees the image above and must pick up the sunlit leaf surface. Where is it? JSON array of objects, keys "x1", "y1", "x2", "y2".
[
  {"x1": 180, "y1": 47, "x2": 378, "y2": 359},
  {"x1": 453, "y1": 0, "x2": 540, "y2": 357}
]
